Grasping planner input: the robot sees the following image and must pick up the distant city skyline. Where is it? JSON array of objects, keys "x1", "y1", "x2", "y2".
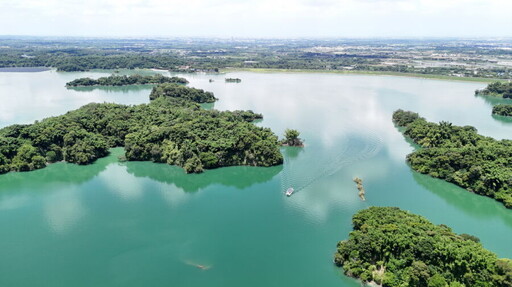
[{"x1": 1, "y1": 0, "x2": 511, "y2": 38}]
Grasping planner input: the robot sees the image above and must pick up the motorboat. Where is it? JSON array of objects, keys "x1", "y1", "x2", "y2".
[{"x1": 285, "y1": 187, "x2": 294, "y2": 197}]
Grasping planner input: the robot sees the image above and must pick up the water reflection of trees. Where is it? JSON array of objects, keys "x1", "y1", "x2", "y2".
[
  {"x1": 281, "y1": 146, "x2": 303, "y2": 160},
  {"x1": 474, "y1": 94, "x2": 512, "y2": 125},
  {"x1": 199, "y1": 102, "x2": 215, "y2": 110},
  {"x1": 0, "y1": 146, "x2": 283, "y2": 195},
  {"x1": 491, "y1": 114, "x2": 512, "y2": 125},
  {"x1": 124, "y1": 161, "x2": 282, "y2": 193},
  {"x1": 0, "y1": 148, "x2": 121, "y2": 190},
  {"x1": 475, "y1": 93, "x2": 511, "y2": 107},
  {"x1": 412, "y1": 171, "x2": 512, "y2": 228}
]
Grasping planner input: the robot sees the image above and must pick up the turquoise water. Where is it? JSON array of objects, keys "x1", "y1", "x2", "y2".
[{"x1": 0, "y1": 70, "x2": 510, "y2": 286}]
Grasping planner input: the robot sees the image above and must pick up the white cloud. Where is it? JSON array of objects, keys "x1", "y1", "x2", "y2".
[
  {"x1": 0, "y1": 0, "x2": 510, "y2": 37},
  {"x1": 44, "y1": 188, "x2": 86, "y2": 233}
]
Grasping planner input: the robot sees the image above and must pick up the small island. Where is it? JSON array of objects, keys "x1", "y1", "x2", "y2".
[
  {"x1": 492, "y1": 104, "x2": 512, "y2": 117},
  {"x1": 225, "y1": 78, "x2": 242, "y2": 83},
  {"x1": 66, "y1": 74, "x2": 188, "y2": 87},
  {"x1": 0, "y1": 84, "x2": 283, "y2": 174},
  {"x1": 334, "y1": 207, "x2": 512, "y2": 287},
  {"x1": 475, "y1": 81, "x2": 512, "y2": 98},
  {"x1": 392, "y1": 109, "x2": 512, "y2": 208},
  {"x1": 281, "y1": 129, "x2": 304, "y2": 147}
]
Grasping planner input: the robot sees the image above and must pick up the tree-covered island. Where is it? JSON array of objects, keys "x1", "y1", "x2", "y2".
[
  {"x1": 475, "y1": 82, "x2": 512, "y2": 98},
  {"x1": 66, "y1": 74, "x2": 188, "y2": 87},
  {"x1": 334, "y1": 207, "x2": 512, "y2": 287},
  {"x1": 492, "y1": 104, "x2": 512, "y2": 117},
  {"x1": 392, "y1": 109, "x2": 512, "y2": 208},
  {"x1": 281, "y1": 129, "x2": 304, "y2": 147},
  {"x1": 0, "y1": 85, "x2": 283, "y2": 174}
]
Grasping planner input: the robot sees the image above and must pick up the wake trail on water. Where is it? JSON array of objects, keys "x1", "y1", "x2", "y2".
[{"x1": 280, "y1": 132, "x2": 382, "y2": 194}]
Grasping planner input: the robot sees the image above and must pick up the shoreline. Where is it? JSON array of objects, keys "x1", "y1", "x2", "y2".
[
  {"x1": 0, "y1": 67, "x2": 51, "y2": 73},
  {"x1": 221, "y1": 67, "x2": 506, "y2": 83}
]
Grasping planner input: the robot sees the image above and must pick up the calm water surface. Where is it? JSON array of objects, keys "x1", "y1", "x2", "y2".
[{"x1": 0, "y1": 70, "x2": 511, "y2": 287}]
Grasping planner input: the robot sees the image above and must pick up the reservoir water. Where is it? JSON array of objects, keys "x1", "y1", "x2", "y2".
[{"x1": 0, "y1": 70, "x2": 511, "y2": 286}]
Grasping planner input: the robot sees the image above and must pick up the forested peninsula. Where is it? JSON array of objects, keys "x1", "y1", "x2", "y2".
[
  {"x1": 492, "y1": 104, "x2": 512, "y2": 117},
  {"x1": 66, "y1": 74, "x2": 188, "y2": 87},
  {"x1": 0, "y1": 84, "x2": 283, "y2": 174},
  {"x1": 392, "y1": 110, "x2": 512, "y2": 208},
  {"x1": 476, "y1": 82, "x2": 512, "y2": 98},
  {"x1": 334, "y1": 207, "x2": 512, "y2": 287}
]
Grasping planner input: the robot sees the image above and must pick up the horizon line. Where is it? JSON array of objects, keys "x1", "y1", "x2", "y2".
[{"x1": 1, "y1": 35, "x2": 512, "y2": 41}]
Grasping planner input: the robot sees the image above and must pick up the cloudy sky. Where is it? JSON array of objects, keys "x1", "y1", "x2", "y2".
[{"x1": 0, "y1": 0, "x2": 511, "y2": 38}]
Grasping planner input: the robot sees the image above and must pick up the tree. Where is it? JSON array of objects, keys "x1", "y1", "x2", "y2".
[
  {"x1": 283, "y1": 129, "x2": 303, "y2": 147},
  {"x1": 0, "y1": 153, "x2": 10, "y2": 173},
  {"x1": 10, "y1": 144, "x2": 45, "y2": 172},
  {"x1": 428, "y1": 273, "x2": 448, "y2": 287}
]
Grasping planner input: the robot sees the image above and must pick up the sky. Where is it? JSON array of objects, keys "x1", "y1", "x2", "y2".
[{"x1": 0, "y1": 0, "x2": 511, "y2": 38}]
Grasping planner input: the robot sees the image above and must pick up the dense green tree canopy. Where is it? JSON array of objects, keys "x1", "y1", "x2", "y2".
[
  {"x1": 282, "y1": 129, "x2": 303, "y2": 146},
  {"x1": 476, "y1": 82, "x2": 512, "y2": 98},
  {"x1": 66, "y1": 74, "x2": 188, "y2": 87},
  {"x1": 0, "y1": 85, "x2": 283, "y2": 174},
  {"x1": 393, "y1": 109, "x2": 512, "y2": 208},
  {"x1": 334, "y1": 207, "x2": 512, "y2": 287},
  {"x1": 0, "y1": 51, "x2": 189, "y2": 72},
  {"x1": 492, "y1": 104, "x2": 512, "y2": 117},
  {"x1": 149, "y1": 83, "x2": 217, "y2": 103}
]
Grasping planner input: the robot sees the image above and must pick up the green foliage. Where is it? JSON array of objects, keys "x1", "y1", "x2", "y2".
[
  {"x1": 492, "y1": 104, "x2": 512, "y2": 117},
  {"x1": 10, "y1": 144, "x2": 46, "y2": 172},
  {"x1": 184, "y1": 155, "x2": 203, "y2": 173},
  {"x1": 62, "y1": 130, "x2": 109, "y2": 165},
  {"x1": 230, "y1": 110, "x2": 263, "y2": 122},
  {"x1": 392, "y1": 110, "x2": 512, "y2": 208},
  {"x1": 460, "y1": 233, "x2": 481, "y2": 243},
  {"x1": 428, "y1": 273, "x2": 448, "y2": 287},
  {"x1": 334, "y1": 207, "x2": 512, "y2": 287},
  {"x1": 392, "y1": 109, "x2": 421, "y2": 126},
  {"x1": 45, "y1": 150, "x2": 59, "y2": 163},
  {"x1": 0, "y1": 153, "x2": 9, "y2": 173},
  {"x1": 66, "y1": 74, "x2": 188, "y2": 87},
  {"x1": 0, "y1": 51, "x2": 188, "y2": 72},
  {"x1": 477, "y1": 82, "x2": 512, "y2": 98},
  {"x1": 0, "y1": 84, "x2": 282, "y2": 174},
  {"x1": 283, "y1": 129, "x2": 303, "y2": 146},
  {"x1": 496, "y1": 259, "x2": 512, "y2": 287},
  {"x1": 149, "y1": 83, "x2": 217, "y2": 103}
]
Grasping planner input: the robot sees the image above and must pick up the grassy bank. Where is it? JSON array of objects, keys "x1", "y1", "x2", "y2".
[{"x1": 222, "y1": 68, "x2": 506, "y2": 83}]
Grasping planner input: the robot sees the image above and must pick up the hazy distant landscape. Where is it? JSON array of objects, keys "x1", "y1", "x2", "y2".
[{"x1": 1, "y1": 37, "x2": 512, "y2": 80}]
